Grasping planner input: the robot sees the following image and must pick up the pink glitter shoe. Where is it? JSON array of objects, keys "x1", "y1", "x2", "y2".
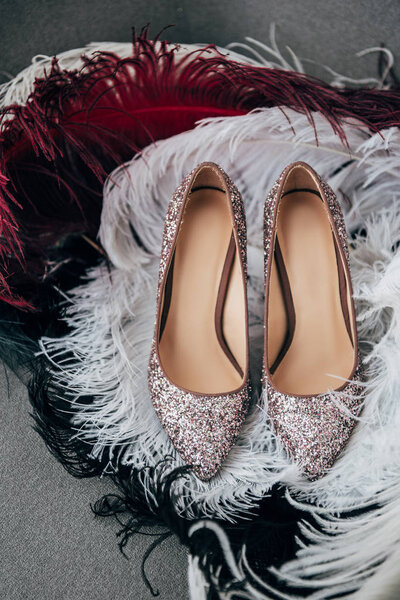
[
  {"x1": 148, "y1": 162, "x2": 250, "y2": 481},
  {"x1": 262, "y1": 161, "x2": 364, "y2": 480}
]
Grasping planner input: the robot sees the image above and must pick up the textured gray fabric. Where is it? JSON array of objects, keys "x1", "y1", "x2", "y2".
[
  {"x1": 0, "y1": 365, "x2": 188, "y2": 599},
  {"x1": 0, "y1": 2, "x2": 398, "y2": 599},
  {"x1": 0, "y1": 0, "x2": 398, "y2": 82}
]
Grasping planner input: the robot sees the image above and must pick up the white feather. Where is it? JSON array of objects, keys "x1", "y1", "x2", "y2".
[
  {"x1": 188, "y1": 556, "x2": 209, "y2": 600},
  {"x1": 3, "y1": 36, "x2": 399, "y2": 599},
  {"x1": 37, "y1": 107, "x2": 400, "y2": 597}
]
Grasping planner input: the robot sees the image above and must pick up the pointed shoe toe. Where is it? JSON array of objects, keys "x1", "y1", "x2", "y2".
[
  {"x1": 266, "y1": 372, "x2": 364, "y2": 480},
  {"x1": 262, "y1": 162, "x2": 365, "y2": 480},
  {"x1": 149, "y1": 346, "x2": 250, "y2": 481}
]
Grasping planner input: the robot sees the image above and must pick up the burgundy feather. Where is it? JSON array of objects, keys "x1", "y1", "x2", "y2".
[{"x1": 0, "y1": 26, "x2": 399, "y2": 308}]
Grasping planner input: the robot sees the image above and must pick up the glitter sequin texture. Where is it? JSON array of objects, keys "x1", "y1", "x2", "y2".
[
  {"x1": 148, "y1": 163, "x2": 250, "y2": 481},
  {"x1": 262, "y1": 162, "x2": 365, "y2": 481}
]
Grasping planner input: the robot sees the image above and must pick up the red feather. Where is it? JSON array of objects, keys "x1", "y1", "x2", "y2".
[{"x1": 0, "y1": 26, "x2": 399, "y2": 309}]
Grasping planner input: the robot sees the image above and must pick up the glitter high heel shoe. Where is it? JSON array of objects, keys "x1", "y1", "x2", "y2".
[
  {"x1": 262, "y1": 161, "x2": 364, "y2": 480},
  {"x1": 148, "y1": 162, "x2": 250, "y2": 481}
]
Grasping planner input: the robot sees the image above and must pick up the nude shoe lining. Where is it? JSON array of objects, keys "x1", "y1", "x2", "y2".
[
  {"x1": 267, "y1": 169, "x2": 356, "y2": 396},
  {"x1": 158, "y1": 168, "x2": 247, "y2": 394}
]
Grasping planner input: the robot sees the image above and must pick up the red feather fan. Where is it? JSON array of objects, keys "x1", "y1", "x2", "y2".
[{"x1": 0, "y1": 26, "x2": 399, "y2": 309}]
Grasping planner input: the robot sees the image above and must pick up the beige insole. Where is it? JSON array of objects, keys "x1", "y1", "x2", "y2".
[
  {"x1": 159, "y1": 187, "x2": 246, "y2": 394},
  {"x1": 268, "y1": 191, "x2": 355, "y2": 395}
]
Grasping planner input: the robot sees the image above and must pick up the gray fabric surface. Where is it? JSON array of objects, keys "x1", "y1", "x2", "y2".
[
  {"x1": 0, "y1": 365, "x2": 188, "y2": 599},
  {"x1": 0, "y1": 0, "x2": 398, "y2": 83},
  {"x1": 0, "y1": 2, "x2": 398, "y2": 599}
]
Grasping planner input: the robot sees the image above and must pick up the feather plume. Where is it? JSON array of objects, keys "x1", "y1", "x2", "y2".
[
  {"x1": 2, "y1": 32, "x2": 400, "y2": 598},
  {"x1": 36, "y1": 106, "x2": 400, "y2": 520},
  {"x1": 0, "y1": 28, "x2": 400, "y2": 308}
]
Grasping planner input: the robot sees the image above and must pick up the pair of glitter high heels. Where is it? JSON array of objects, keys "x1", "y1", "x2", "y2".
[{"x1": 148, "y1": 161, "x2": 364, "y2": 481}]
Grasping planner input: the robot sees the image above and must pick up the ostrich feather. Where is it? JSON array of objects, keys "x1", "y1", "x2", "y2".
[
  {"x1": 353, "y1": 544, "x2": 400, "y2": 600},
  {"x1": 188, "y1": 556, "x2": 209, "y2": 600},
  {"x1": 3, "y1": 24, "x2": 394, "y2": 109},
  {"x1": 0, "y1": 27, "x2": 400, "y2": 308},
  {"x1": 37, "y1": 105, "x2": 400, "y2": 522},
  {"x1": 227, "y1": 23, "x2": 397, "y2": 90},
  {"x1": 2, "y1": 31, "x2": 400, "y2": 599},
  {"x1": 35, "y1": 107, "x2": 400, "y2": 597}
]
